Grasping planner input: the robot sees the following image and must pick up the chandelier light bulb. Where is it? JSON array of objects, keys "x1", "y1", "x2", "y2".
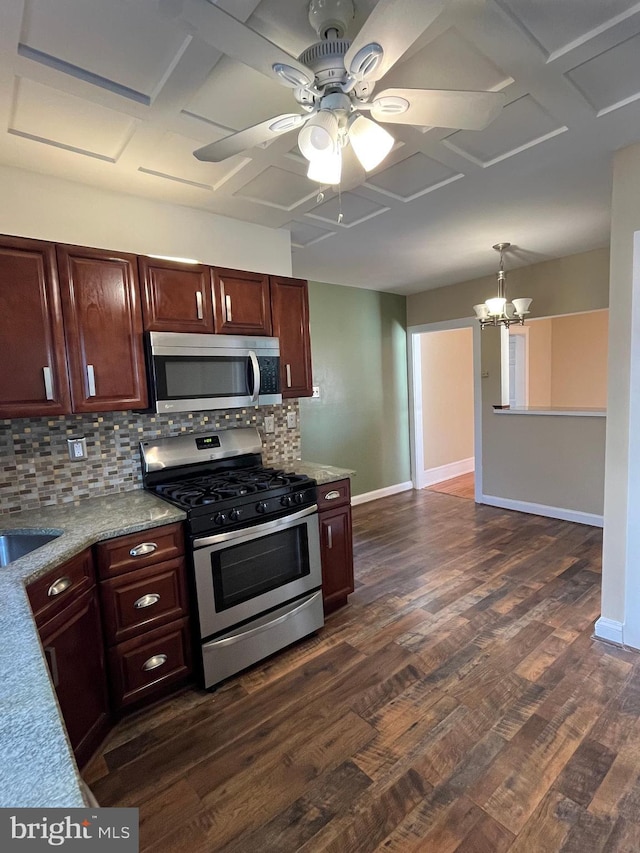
[
  {"x1": 298, "y1": 111, "x2": 339, "y2": 161},
  {"x1": 348, "y1": 115, "x2": 395, "y2": 171},
  {"x1": 307, "y1": 148, "x2": 342, "y2": 185}
]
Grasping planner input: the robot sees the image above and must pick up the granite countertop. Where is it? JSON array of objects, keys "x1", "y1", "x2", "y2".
[
  {"x1": 0, "y1": 461, "x2": 353, "y2": 809},
  {"x1": 273, "y1": 459, "x2": 356, "y2": 485},
  {"x1": 0, "y1": 491, "x2": 185, "y2": 808}
]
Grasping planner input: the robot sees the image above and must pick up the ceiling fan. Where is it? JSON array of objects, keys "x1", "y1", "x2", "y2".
[{"x1": 162, "y1": 0, "x2": 506, "y2": 185}]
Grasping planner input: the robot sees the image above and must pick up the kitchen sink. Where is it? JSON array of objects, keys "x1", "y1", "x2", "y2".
[{"x1": 0, "y1": 532, "x2": 61, "y2": 567}]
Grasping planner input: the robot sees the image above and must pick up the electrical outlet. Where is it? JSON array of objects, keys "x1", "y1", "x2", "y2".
[
  {"x1": 287, "y1": 411, "x2": 297, "y2": 429},
  {"x1": 67, "y1": 437, "x2": 87, "y2": 461},
  {"x1": 312, "y1": 386, "x2": 320, "y2": 398},
  {"x1": 264, "y1": 415, "x2": 275, "y2": 433}
]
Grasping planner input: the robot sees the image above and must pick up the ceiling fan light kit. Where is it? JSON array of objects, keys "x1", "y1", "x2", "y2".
[
  {"x1": 474, "y1": 243, "x2": 533, "y2": 329},
  {"x1": 185, "y1": 0, "x2": 507, "y2": 185}
]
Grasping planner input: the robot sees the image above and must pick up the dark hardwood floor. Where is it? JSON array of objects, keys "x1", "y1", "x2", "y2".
[{"x1": 85, "y1": 489, "x2": 640, "y2": 852}]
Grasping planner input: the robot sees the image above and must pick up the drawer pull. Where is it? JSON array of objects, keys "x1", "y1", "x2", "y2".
[
  {"x1": 327, "y1": 524, "x2": 333, "y2": 549},
  {"x1": 195, "y1": 291, "x2": 204, "y2": 320},
  {"x1": 43, "y1": 366, "x2": 54, "y2": 401},
  {"x1": 129, "y1": 542, "x2": 158, "y2": 558},
  {"x1": 134, "y1": 593, "x2": 161, "y2": 609},
  {"x1": 142, "y1": 654, "x2": 167, "y2": 672},
  {"x1": 47, "y1": 576, "x2": 72, "y2": 597},
  {"x1": 324, "y1": 490, "x2": 341, "y2": 501},
  {"x1": 87, "y1": 364, "x2": 96, "y2": 397}
]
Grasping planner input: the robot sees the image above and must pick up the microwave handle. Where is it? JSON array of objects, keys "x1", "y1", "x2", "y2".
[{"x1": 248, "y1": 350, "x2": 260, "y2": 402}]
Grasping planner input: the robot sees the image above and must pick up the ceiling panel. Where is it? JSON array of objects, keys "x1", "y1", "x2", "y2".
[
  {"x1": 20, "y1": 0, "x2": 190, "y2": 101},
  {"x1": 365, "y1": 152, "x2": 463, "y2": 200},
  {"x1": 138, "y1": 132, "x2": 250, "y2": 191},
  {"x1": 306, "y1": 192, "x2": 389, "y2": 228},
  {"x1": 9, "y1": 77, "x2": 137, "y2": 160},
  {"x1": 566, "y1": 33, "x2": 640, "y2": 114},
  {"x1": 443, "y1": 94, "x2": 566, "y2": 166},
  {"x1": 288, "y1": 220, "x2": 335, "y2": 247},
  {"x1": 497, "y1": 0, "x2": 639, "y2": 55},
  {"x1": 235, "y1": 165, "x2": 316, "y2": 209}
]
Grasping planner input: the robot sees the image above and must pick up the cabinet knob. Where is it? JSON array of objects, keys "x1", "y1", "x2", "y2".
[
  {"x1": 142, "y1": 653, "x2": 167, "y2": 672},
  {"x1": 225, "y1": 293, "x2": 233, "y2": 322},
  {"x1": 129, "y1": 542, "x2": 158, "y2": 558},
  {"x1": 47, "y1": 576, "x2": 72, "y2": 597},
  {"x1": 134, "y1": 593, "x2": 161, "y2": 609},
  {"x1": 327, "y1": 524, "x2": 333, "y2": 549},
  {"x1": 195, "y1": 291, "x2": 204, "y2": 320},
  {"x1": 324, "y1": 490, "x2": 340, "y2": 501}
]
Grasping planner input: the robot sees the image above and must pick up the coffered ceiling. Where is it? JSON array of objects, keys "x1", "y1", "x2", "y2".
[{"x1": 0, "y1": 0, "x2": 639, "y2": 293}]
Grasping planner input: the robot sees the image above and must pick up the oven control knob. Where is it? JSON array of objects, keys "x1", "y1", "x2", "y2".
[
  {"x1": 256, "y1": 501, "x2": 268, "y2": 513},
  {"x1": 214, "y1": 512, "x2": 227, "y2": 525},
  {"x1": 281, "y1": 495, "x2": 293, "y2": 507},
  {"x1": 294, "y1": 492, "x2": 305, "y2": 504},
  {"x1": 229, "y1": 508, "x2": 241, "y2": 521}
]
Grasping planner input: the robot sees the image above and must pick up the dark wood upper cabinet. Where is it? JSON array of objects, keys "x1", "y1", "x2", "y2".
[
  {"x1": 212, "y1": 268, "x2": 272, "y2": 336},
  {"x1": 56, "y1": 245, "x2": 148, "y2": 412},
  {"x1": 139, "y1": 256, "x2": 215, "y2": 334},
  {"x1": 0, "y1": 235, "x2": 71, "y2": 418},
  {"x1": 270, "y1": 276, "x2": 313, "y2": 398}
]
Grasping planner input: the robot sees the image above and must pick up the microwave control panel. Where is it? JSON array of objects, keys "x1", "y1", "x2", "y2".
[{"x1": 257, "y1": 357, "x2": 280, "y2": 394}]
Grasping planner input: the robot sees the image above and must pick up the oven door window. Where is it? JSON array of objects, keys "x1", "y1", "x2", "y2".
[
  {"x1": 211, "y1": 525, "x2": 310, "y2": 611},
  {"x1": 154, "y1": 355, "x2": 251, "y2": 400}
]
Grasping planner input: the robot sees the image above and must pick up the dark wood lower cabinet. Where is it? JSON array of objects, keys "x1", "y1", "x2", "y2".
[
  {"x1": 39, "y1": 587, "x2": 111, "y2": 769},
  {"x1": 318, "y1": 479, "x2": 354, "y2": 614}
]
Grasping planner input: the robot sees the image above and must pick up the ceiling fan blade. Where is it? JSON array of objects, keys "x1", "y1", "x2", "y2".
[
  {"x1": 344, "y1": 0, "x2": 448, "y2": 83},
  {"x1": 166, "y1": 0, "x2": 315, "y2": 88},
  {"x1": 194, "y1": 113, "x2": 308, "y2": 162},
  {"x1": 371, "y1": 88, "x2": 506, "y2": 130}
]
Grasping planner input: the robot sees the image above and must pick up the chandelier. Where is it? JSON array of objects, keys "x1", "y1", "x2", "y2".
[{"x1": 473, "y1": 242, "x2": 532, "y2": 328}]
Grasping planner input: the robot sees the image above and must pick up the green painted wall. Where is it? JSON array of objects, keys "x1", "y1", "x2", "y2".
[{"x1": 299, "y1": 281, "x2": 410, "y2": 497}]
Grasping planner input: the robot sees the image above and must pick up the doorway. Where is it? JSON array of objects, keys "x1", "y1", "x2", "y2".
[{"x1": 407, "y1": 318, "x2": 483, "y2": 502}]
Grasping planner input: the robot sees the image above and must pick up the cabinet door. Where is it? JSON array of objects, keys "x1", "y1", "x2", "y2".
[
  {"x1": 319, "y1": 504, "x2": 354, "y2": 614},
  {"x1": 139, "y1": 256, "x2": 214, "y2": 333},
  {"x1": 270, "y1": 276, "x2": 313, "y2": 398},
  {"x1": 39, "y1": 587, "x2": 111, "y2": 768},
  {"x1": 0, "y1": 236, "x2": 71, "y2": 418},
  {"x1": 57, "y1": 245, "x2": 148, "y2": 412},
  {"x1": 212, "y1": 268, "x2": 272, "y2": 335}
]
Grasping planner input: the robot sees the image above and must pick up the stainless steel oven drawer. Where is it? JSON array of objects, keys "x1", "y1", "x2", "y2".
[{"x1": 201, "y1": 590, "x2": 323, "y2": 688}]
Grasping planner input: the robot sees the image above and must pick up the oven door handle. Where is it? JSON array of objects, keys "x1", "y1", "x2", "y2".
[
  {"x1": 206, "y1": 591, "x2": 322, "y2": 648},
  {"x1": 248, "y1": 350, "x2": 260, "y2": 403},
  {"x1": 193, "y1": 504, "x2": 318, "y2": 549}
]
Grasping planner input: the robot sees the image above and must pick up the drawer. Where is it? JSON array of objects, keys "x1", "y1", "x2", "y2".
[
  {"x1": 100, "y1": 556, "x2": 189, "y2": 646},
  {"x1": 317, "y1": 479, "x2": 351, "y2": 510},
  {"x1": 27, "y1": 549, "x2": 94, "y2": 627},
  {"x1": 108, "y1": 617, "x2": 192, "y2": 710},
  {"x1": 95, "y1": 522, "x2": 184, "y2": 579}
]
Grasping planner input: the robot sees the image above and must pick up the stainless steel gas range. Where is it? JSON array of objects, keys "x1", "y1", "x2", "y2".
[{"x1": 140, "y1": 428, "x2": 324, "y2": 689}]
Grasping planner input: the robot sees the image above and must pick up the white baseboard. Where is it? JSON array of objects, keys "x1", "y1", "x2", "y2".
[
  {"x1": 351, "y1": 481, "x2": 413, "y2": 506},
  {"x1": 594, "y1": 617, "x2": 624, "y2": 646},
  {"x1": 417, "y1": 457, "x2": 475, "y2": 490},
  {"x1": 480, "y1": 493, "x2": 604, "y2": 528}
]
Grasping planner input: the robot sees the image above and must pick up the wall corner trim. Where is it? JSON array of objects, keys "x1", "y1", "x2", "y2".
[
  {"x1": 479, "y1": 494, "x2": 604, "y2": 527},
  {"x1": 351, "y1": 481, "x2": 413, "y2": 506},
  {"x1": 594, "y1": 617, "x2": 624, "y2": 646}
]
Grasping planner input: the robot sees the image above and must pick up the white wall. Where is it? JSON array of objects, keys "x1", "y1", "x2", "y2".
[
  {"x1": 0, "y1": 164, "x2": 292, "y2": 275},
  {"x1": 599, "y1": 142, "x2": 640, "y2": 648}
]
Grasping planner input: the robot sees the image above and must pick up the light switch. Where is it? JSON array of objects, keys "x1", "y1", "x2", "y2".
[{"x1": 264, "y1": 415, "x2": 275, "y2": 433}]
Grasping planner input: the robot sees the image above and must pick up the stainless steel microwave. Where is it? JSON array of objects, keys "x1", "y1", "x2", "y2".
[{"x1": 146, "y1": 331, "x2": 281, "y2": 413}]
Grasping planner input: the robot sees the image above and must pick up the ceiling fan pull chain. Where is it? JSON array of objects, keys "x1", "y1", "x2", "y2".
[{"x1": 337, "y1": 185, "x2": 344, "y2": 224}]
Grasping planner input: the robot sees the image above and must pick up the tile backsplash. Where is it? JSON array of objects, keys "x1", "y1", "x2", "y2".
[{"x1": 0, "y1": 402, "x2": 301, "y2": 515}]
